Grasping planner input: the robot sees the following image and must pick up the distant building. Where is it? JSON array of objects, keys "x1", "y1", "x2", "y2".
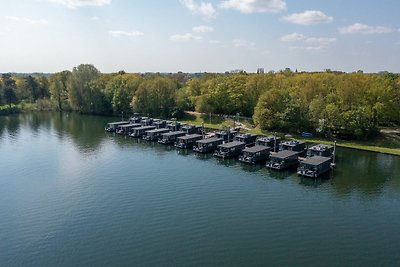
[{"x1": 257, "y1": 68, "x2": 264, "y2": 74}]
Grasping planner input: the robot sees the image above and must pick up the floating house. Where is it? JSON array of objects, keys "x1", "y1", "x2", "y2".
[
  {"x1": 174, "y1": 134, "x2": 203, "y2": 149},
  {"x1": 193, "y1": 137, "x2": 223, "y2": 153},
  {"x1": 116, "y1": 123, "x2": 141, "y2": 135},
  {"x1": 142, "y1": 128, "x2": 170, "y2": 141},
  {"x1": 238, "y1": 145, "x2": 270, "y2": 164},
  {"x1": 215, "y1": 129, "x2": 238, "y2": 142},
  {"x1": 140, "y1": 117, "x2": 153, "y2": 126},
  {"x1": 105, "y1": 121, "x2": 130, "y2": 132},
  {"x1": 167, "y1": 122, "x2": 182, "y2": 131},
  {"x1": 266, "y1": 150, "x2": 300, "y2": 170},
  {"x1": 153, "y1": 120, "x2": 167, "y2": 129},
  {"x1": 181, "y1": 124, "x2": 203, "y2": 135},
  {"x1": 306, "y1": 144, "x2": 334, "y2": 158},
  {"x1": 129, "y1": 113, "x2": 141, "y2": 123},
  {"x1": 297, "y1": 156, "x2": 332, "y2": 178},
  {"x1": 158, "y1": 131, "x2": 186, "y2": 145},
  {"x1": 234, "y1": 133, "x2": 258, "y2": 145},
  {"x1": 129, "y1": 125, "x2": 156, "y2": 138},
  {"x1": 279, "y1": 140, "x2": 306, "y2": 153},
  {"x1": 213, "y1": 141, "x2": 246, "y2": 159},
  {"x1": 256, "y1": 136, "x2": 281, "y2": 152}
]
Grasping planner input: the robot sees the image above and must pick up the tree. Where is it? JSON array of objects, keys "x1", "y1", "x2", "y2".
[
  {"x1": 2, "y1": 74, "x2": 18, "y2": 107},
  {"x1": 49, "y1": 71, "x2": 72, "y2": 110}
]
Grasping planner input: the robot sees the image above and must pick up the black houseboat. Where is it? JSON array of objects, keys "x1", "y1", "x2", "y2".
[
  {"x1": 215, "y1": 129, "x2": 238, "y2": 142},
  {"x1": 140, "y1": 117, "x2": 153, "y2": 126},
  {"x1": 142, "y1": 128, "x2": 170, "y2": 141},
  {"x1": 129, "y1": 113, "x2": 141, "y2": 123},
  {"x1": 279, "y1": 140, "x2": 306, "y2": 154},
  {"x1": 297, "y1": 156, "x2": 332, "y2": 178},
  {"x1": 213, "y1": 141, "x2": 246, "y2": 159},
  {"x1": 256, "y1": 136, "x2": 281, "y2": 152},
  {"x1": 158, "y1": 131, "x2": 186, "y2": 145},
  {"x1": 266, "y1": 150, "x2": 300, "y2": 170},
  {"x1": 238, "y1": 145, "x2": 270, "y2": 164},
  {"x1": 116, "y1": 123, "x2": 141, "y2": 135},
  {"x1": 153, "y1": 120, "x2": 167, "y2": 129},
  {"x1": 105, "y1": 121, "x2": 130, "y2": 132},
  {"x1": 174, "y1": 134, "x2": 203, "y2": 149},
  {"x1": 306, "y1": 144, "x2": 334, "y2": 158},
  {"x1": 129, "y1": 125, "x2": 156, "y2": 138},
  {"x1": 181, "y1": 124, "x2": 203, "y2": 135},
  {"x1": 193, "y1": 137, "x2": 223, "y2": 153},
  {"x1": 166, "y1": 122, "x2": 182, "y2": 131},
  {"x1": 234, "y1": 133, "x2": 258, "y2": 146}
]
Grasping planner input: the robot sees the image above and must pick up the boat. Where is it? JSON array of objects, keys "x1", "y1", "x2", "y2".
[
  {"x1": 153, "y1": 120, "x2": 167, "y2": 129},
  {"x1": 140, "y1": 117, "x2": 153, "y2": 126},
  {"x1": 129, "y1": 113, "x2": 141, "y2": 123},
  {"x1": 279, "y1": 140, "x2": 306, "y2": 154},
  {"x1": 129, "y1": 125, "x2": 156, "y2": 138},
  {"x1": 116, "y1": 123, "x2": 141, "y2": 135},
  {"x1": 142, "y1": 128, "x2": 170, "y2": 141},
  {"x1": 238, "y1": 145, "x2": 270, "y2": 164},
  {"x1": 105, "y1": 121, "x2": 130, "y2": 132},
  {"x1": 234, "y1": 133, "x2": 258, "y2": 146},
  {"x1": 266, "y1": 150, "x2": 300, "y2": 170},
  {"x1": 166, "y1": 122, "x2": 182, "y2": 131},
  {"x1": 193, "y1": 137, "x2": 223, "y2": 153},
  {"x1": 306, "y1": 144, "x2": 334, "y2": 158},
  {"x1": 181, "y1": 124, "x2": 203, "y2": 135},
  {"x1": 255, "y1": 136, "x2": 281, "y2": 152},
  {"x1": 174, "y1": 134, "x2": 203, "y2": 149},
  {"x1": 297, "y1": 156, "x2": 332, "y2": 178},
  {"x1": 158, "y1": 131, "x2": 186, "y2": 145},
  {"x1": 215, "y1": 129, "x2": 239, "y2": 142},
  {"x1": 213, "y1": 141, "x2": 246, "y2": 159}
]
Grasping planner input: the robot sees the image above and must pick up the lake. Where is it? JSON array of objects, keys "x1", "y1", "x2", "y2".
[{"x1": 1, "y1": 112, "x2": 399, "y2": 266}]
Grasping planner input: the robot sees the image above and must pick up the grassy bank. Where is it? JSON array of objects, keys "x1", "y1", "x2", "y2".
[{"x1": 179, "y1": 113, "x2": 400, "y2": 156}]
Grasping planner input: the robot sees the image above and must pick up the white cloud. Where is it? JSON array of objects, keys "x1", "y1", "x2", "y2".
[
  {"x1": 209, "y1": 40, "x2": 221, "y2": 44},
  {"x1": 3, "y1": 16, "x2": 48, "y2": 25},
  {"x1": 48, "y1": 0, "x2": 111, "y2": 8},
  {"x1": 180, "y1": 0, "x2": 216, "y2": 19},
  {"x1": 170, "y1": 33, "x2": 203, "y2": 41},
  {"x1": 108, "y1": 30, "x2": 144, "y2": 37},
  {"x1": 281, "y1": 33, "x2": 336, "y2": 46},
  {"x1": 192, "y1": 25, "x2": 214, "y2": 33},
  {"x1": 219, "y1": 0, "x2": 286, "y2": 14},
  {"x1": 282, "y1": 10, "x2": 333, "y2": 25},
  {"x1": 339, "y1": 23, "x2": 393, "y2": 34},
  {"x1": 233, "y1": 39, "x2": 255, "y2": 49},
  {"x1": 290, "y1": 46, "x2": 327, "y2": 51},
  {"x1": 90, "y1": 16, "x2": 100, "y2": 21}
]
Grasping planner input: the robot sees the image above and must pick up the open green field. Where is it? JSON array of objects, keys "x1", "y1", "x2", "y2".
[{"x1": 179, "y1": 113, "x2": 400, "y2": 156}]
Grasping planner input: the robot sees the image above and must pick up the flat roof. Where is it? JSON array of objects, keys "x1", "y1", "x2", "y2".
[
  {"x1": 146, "y1": 128, "x2": 170, "y2": 133},
  {"x1": 281, "y1": 140, "x2": 306, "y2": 146},
  {"x1": 301, "y1": 156, "x2": 331, "y2": 165},
  {"x1": 178, "y1": 134, "x2": 202, "y2": 140},
  {"x1": 108, "y1": 121, "x2": 129, "y2": 125},
  {"x1": 309, "y1": 144, "x2": 334, "y2": 151},
  {"x1": 271, "y1": 150, "x2": 299, "y2": 159},
  {"x1": 236, "y1": 133, "x2": 257, "y2": 138},
  {"x1": 242, "y1": 145, "x2": 270, "y2": 153},
  {"x1": 135, "y1": 126, "x2": 156, "y2": 130},
  {"x1": 219, "y1": 141, "x2": 245, "y2": 148},
  {"x1": 120, "y1": 123, "x2": 141, "y2": 128},
  {"x1": 257, "y1": 136, "x2": 281, "y2": 141},
  {"x1": 197, "y1": 137, "x2": 223, "y2": 144},
  {"x1": 162, "y1": 131, "x2": 185, "y2": 136}
]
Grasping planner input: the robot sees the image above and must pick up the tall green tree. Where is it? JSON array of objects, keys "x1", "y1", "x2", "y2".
[{"x1": 49, "y1": 71, "x2": 72, "y2": 110}]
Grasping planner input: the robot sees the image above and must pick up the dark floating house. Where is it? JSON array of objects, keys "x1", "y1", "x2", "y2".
[
  {"x1": 116, "y1": 123, "x2": 141, "y2": 135},
  {"x1": 266, "y1": 150, "x2": 300, "y2": 170},
  {"x1": 279, "y1": 140, "x2": 306, "y2": 153},
  {"x1": 174, "y1": 134, "x2": 203, "y2": 149},
  {"x1": 193, "y1": 137, "x2": 223, "y2": 153},
  {"x1": 129, "y1": 125, "x2": 156, "y2": 138},
  {"x1": 239, "y1": 145, "x2": 270, "y2": 164},
  {"x1": 153, "y1": 120, "x2": 167, "y2": 129},
  {"x1": 129, "y1": 113, "x2": 141, "y2": 123},
  {"x1": 215, "y1": 129, "x2": 238, "y2": 142},
  {"x1": 234, "y1": 133, "x2": 258, "y2": 145},
  {"x1": 142, "y1": 128, "x2": 170, "y2": 141},
  {"x1": 297, "y1": 156, "x2": 332, "y2": 178},
  {"x1": 167, "y1": 122, "x2": 182, "y2": 131},
  {"x1": 105, "y1": 121, "x2": 130, "y2": 132},
  {"x1": 306, "y1": 144, "x2": 334, "y2": 158},
  {"x1": 256, "y1": 136, "x2": 281, "y2": 152},
  {"x1": 140, "y1": 117, "x2": 153, "y2": 126},
  {"x1": 181, "y1": 124, "x2": 203, "y2": 135},
  {"x1": 158, "y1": 131, "x2": 186, "y2": 145},
  {"x1": 213, "y1": 141, "x2": 246, "y2": 159}
]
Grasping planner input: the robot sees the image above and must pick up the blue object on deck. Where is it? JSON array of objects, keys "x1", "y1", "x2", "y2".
[{"x1": 302, "y1": 132, "x2": 313, "y2": 137}]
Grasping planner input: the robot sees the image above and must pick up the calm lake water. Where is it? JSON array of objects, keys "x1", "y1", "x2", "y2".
[{"x1": 1, "y1": 112, "x2": 400, "y2": 266}]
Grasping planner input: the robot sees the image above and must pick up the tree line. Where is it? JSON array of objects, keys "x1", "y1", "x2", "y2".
[{"x1": 1, "y1": 64, "x2": 399, "y2": 139}]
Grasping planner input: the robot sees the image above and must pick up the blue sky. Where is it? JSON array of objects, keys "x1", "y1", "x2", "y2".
[{"x1": 1, "y1": 0, "x2": 399, "y2": 73}]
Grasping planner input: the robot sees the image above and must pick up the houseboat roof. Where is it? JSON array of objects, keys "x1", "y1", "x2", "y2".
[
  {"x1": 146, "y1": 128, "x2": 169, "y2": 133},
  {"x1": 257, "y1": 136, "x2": 281, "y2": 141},
  {"x1": 119, "y1": 123, "x2": 141, "y2": 128},
  {"x1": 218, "y1": 141, "x2": 245, "y2": 148},
  {"x1": 301, "y1": 156, "x2": 331, "y2": 166},
  {"x1": 178, "y1": 134, "x2": 202, "y2": 140},
  {"x1": 281, "y1": 140, "x2": 306, "y2": 147},
  {"x1": 236, "y1": 133, "x2": 257, "y2": 138},
  {"x1": 162, "y1": 131, "x2": 185, "y2": 137},
  {"x1": 271, "y1": 150, "x2": 299, "y2": 159},
  {"x1": 108, "y1": 121, "x2": 129, "y2": 125},
  {"x1": 242, "y1": 145, "x2": 270, "y2": 153},
  {"x1": 135, "y1": 126, "x2": 155, "y2": 130},
  {"x1": 196, "y1": 137, "x2": 223, "y2": 144},
  {"x1": 308, "y1": 144, "x2": 333, "y2": 151}
]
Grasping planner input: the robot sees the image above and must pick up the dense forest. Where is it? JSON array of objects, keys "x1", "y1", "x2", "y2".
[{"x1": 1, "y1": 64, "x2": 399, "y2": 140}]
